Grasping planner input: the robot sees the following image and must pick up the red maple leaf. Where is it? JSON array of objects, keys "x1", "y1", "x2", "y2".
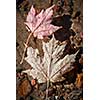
[{"x1": 25, "y1": 5, "x2": 62, "y2": 39}]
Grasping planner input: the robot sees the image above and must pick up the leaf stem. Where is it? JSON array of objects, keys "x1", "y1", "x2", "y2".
[
  {"x1": 46, "y1": 79, "x2": 50, "y2": 100},
  {"x1": 20, "y1": 32, "x2": 33, "y2": 64}
]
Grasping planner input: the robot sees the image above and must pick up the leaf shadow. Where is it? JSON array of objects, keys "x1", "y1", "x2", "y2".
[{"x1": 51, "y1": 14, "x2": 74, "y2": 42}]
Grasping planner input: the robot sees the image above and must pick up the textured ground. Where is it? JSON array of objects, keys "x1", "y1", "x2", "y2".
[{"x1": 16, "y1": 0, "x2": 83, "y2": 100}]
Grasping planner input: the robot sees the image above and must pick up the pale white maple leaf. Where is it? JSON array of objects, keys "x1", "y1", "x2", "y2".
[
  {"x1": 24, "y1": 5, "x2": 62, "y2": 39},
  {"x1": 22, "y1": 35, "x2": 78, "y2": 83}
]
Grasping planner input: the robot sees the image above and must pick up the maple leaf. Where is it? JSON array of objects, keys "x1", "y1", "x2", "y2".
[
  {"x1": 25, "y1": 5, "x2": 62, "y2": 39},
  {"x1": 22, "y1": 35, "x2": 78, "y2": 83}
]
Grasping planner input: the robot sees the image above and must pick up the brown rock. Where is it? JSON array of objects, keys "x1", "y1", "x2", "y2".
[
  {"x1": 17, "y1": 79, "x2": 32, "y2": 97},
  {"x1": 75, "y1": 73, "x2": 83, "y2": 88}
]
